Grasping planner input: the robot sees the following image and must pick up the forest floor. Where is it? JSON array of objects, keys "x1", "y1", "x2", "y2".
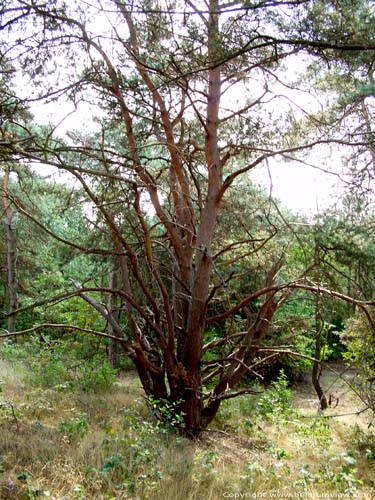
[{"x1": 0, "y1": 355, "x2": 374, "y2": 500}]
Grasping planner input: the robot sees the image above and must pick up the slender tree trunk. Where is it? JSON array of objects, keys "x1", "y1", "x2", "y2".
[
  {"x1": 312, "y1": 237, "x2": 328, "y2": 410},
  {"x1": 107, "y1": 261, "x2": 121, "y2": 368},
  {"x1": 312, "y1": 313, "x2": 328, "y2": 410},
  {"x1": 2, "y1": 168, "x2": 17, "y2": 334}
]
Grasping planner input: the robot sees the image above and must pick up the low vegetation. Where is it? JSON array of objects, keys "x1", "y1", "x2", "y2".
[{"x1": 0, "y1": 340, "x2": 374, "y2": 500}]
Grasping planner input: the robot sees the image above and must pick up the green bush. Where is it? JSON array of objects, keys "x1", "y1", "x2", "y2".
[
  {"x1": 0, "y1": 336, "x2": 118, "y2": 393},
  {"x1": 0, "y1": 337, "x2": 40, "y2": 362},
  {"x1": 147, "y1": 396, "x2": 185, "y2": 432},
  {"x1": 59, "y1": 411, "x2": 89, "y2": 442},
  {"x1": 78, "y1": 355, "x2": 118, "y2": 392},
  {"x1": 97, "y1": 401, "x2": 183, "y2": 497},
  {"x1": 340, "y1": 312, "x2": 375, "y2": 419},
  {"x1": 256, "y1": 370, "x2": 293, "y2": 419}
]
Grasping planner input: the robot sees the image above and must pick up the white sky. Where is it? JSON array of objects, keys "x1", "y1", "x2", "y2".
[{"x1": 251, "y1": 159, "x2": 344, "y2": 217}]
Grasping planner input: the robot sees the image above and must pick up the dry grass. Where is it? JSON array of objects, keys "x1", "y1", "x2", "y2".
[
  {"x1": 0, "y1": 357, "x2": 375, "y2": 499},
  {"x1": 0, "y1": 360, "x2": 146, "y2": 499},
  {"x1": 0, "y1": 359, "x2": 25, "y2": 396}
]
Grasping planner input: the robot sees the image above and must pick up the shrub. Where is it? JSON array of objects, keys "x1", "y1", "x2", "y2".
[
  {"x1": 98, "y1": 401, "x2": 182, "y2": 496},
  {"x1": 147, "y1": 396, "x2": 185, "y2": 433},
  {"x1": 340, "y1": 313, "x2": 375, "y2": 419},
  {"x1": 256, "y1": 370, "x2": 293, "y2": 419},
  {"x1": 59, "y1": 411, "x2": 89, "y2": 442},
  {"x1": 0, "y1": 336, "x2": 118, "y2": 393},
  {"x1": 78, "y1": 355, "x2": 118, "y2": 393}
]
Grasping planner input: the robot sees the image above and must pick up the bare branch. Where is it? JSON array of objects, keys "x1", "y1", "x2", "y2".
[{"x1": 0, "y1": 323, "x2": 128, "y2": 344}]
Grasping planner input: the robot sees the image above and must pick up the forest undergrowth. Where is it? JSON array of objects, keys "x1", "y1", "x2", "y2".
[{"x1": 0, "y1": 342, "x2": 374, "y2": 500}]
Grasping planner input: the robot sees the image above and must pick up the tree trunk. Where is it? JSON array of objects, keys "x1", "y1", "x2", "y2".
[
  {"x1": 312, "y1": 237, "x2": 328, "y2": 410},
  {"x1": 178, "y1": 0, "x2": 223, "y2": 437},
  {"x1": 312, "y1": 327, "x2": 328, "y2": 411},
  {"x1": 2, "y1": 168, "x2": 17, "y2": 335},
  {"x1": 107, "y1": 263, "x2": 121, "y2": 368}
]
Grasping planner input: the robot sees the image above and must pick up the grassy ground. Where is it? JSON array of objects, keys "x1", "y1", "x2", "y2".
[{"x1": 0, "y1": 355, "x2": 375, "y2": 500}]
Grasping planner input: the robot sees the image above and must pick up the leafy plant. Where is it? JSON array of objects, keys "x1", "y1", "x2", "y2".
[
  {"x1": 59, "y1": 411, "x2": 89, "y2": 442},
  {"x1": 192, "y1": 450, "x2": 219, "y2": 485},
  {"x1": 321, "y1": 453, "x2": 364, "y2": 494},
  {"x1": 341, "y1": 312, "x2": 375, "y2": 419},
  {"x1": 292, "y1": 417, "x2": 332, "y2": 447},
  {"x1": 98, "y1": 402, "x2": 171, "y2": 496},
  {"x1": 22, "y1": 485, "x2": 49, "y2": 499},
  {"x1": 350, "y1": 425, "x2": 375, "y2": 462},
  {"x1": 1, "y1": 336, "x2": 118, "y2": 393},
  {"x1": 256, "y1": 370, "x2": 293, "y2": 419},
  {"x1": 147, "y1": 396, "x2": 185, "y2": 433},
  {"x1": 77, "y1": 355, "x2": 118, "y2": 393}
]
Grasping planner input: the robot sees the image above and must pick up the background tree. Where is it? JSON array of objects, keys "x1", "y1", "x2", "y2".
[
  {"x1": 0, "y1": 56, "x2": 29, "y2": 334},
  {"x1": 1, "y1": 166, "x2": 17, "y2": 334}
]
